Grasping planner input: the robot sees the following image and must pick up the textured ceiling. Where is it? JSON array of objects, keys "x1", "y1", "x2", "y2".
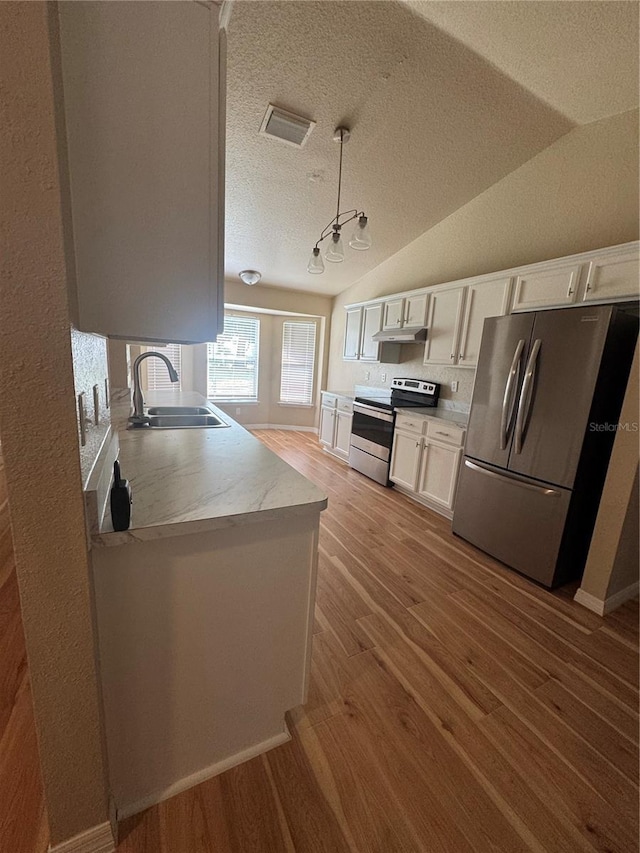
[
  {"x1": 403, "y1": 1, "x2": 640, "y2": 124},
  {"x1": 224, "y1": 1, "x2": 637, "y2": 296}
]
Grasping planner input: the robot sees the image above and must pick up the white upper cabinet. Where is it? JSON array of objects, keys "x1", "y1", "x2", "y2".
[
  {"x1": 58, "y1": 1, "x2": 225, "y2": 343},
  {"x1": 382, "y1": 293, "x2": 429, "y2": 330},
  {"x1": 423, "y1": 288, "x2": 466, "y2": 366},
  {"x1": 344, "y1": 243, "x2": 637, "y2": 366},
  {"x1": 383, "y1": 299, "x2": 405, "y2": 330},
  {"x1": 360, "y1": 304, "x2": 383, "y2": 361},
  {"x1": 343, "y1": 307, "x2": 363, "y2": 360},
  {"x1": 343, "y1": 304, "x2": 400, "y2": 363},
  {"x1": 511, "y1": 264, "x2": 581, "y2": 312},
  {"x1": 404, "y1": 293, "x2": 429, "y2": 327},
  {"x1": 457, "y1": 277, "x2": 512, "y2": 368},
  {"x1": 582, "y1": 249, "x2": 640, "y2": 303}
]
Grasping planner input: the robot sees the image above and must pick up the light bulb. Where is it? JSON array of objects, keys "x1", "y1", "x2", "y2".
[
  {"x1": 349, "y1": 215, "x2": 372, "y2": 251},
  {"x1": 307, "y1": 247, "x2": 324, "y2": 274},
  {"x1": 325, "y1": 231, "x2": 345, "y2": 263}
]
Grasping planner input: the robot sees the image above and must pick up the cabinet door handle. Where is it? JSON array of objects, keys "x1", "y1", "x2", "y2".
[
  {"x1": 567, "y1": 284, "x2": 574, "y2": 297},
  {"x1": 435, "y1": 431, "x2": 449, "y2": 436}
]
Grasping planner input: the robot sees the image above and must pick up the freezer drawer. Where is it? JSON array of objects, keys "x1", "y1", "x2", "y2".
[{"x1": 452, "y1": 458, "x2": 572, "y2": 588}]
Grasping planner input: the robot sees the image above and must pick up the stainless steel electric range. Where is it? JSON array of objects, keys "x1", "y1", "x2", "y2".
[{"x1": 349, "y1": 378, "x2": 440, "y2": 485}]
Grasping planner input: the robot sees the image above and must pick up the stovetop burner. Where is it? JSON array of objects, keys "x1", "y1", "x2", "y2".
[{"x1": 355, "y1": 394, "x2": 393, "y2": 411}]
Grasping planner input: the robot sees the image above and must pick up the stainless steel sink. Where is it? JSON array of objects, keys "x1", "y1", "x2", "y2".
[
  {"x1": 146, "y1": 414, "x2": 229, "y2": 429},
  {"x1": 147, "y1": 406, "x2": 213, "y2": 416}
]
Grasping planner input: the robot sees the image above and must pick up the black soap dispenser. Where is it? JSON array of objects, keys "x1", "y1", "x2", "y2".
[{"x1": 110, "y1": 460, "x2": 132, "y2": 531}]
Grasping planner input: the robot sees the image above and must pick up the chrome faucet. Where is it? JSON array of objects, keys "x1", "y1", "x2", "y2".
[{"x1": 129, "y1": 351, "x2": 179, "y2": 426}]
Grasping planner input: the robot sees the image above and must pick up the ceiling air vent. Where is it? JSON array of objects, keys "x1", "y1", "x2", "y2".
[{"x1": 259, "y1": 105, "x2": 315, "y2": 148}]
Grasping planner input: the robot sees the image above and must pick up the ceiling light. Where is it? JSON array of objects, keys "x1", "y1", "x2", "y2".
[
  {"x1": 239, "y1": 270, "x2": 261, "y2": 286},
  {"x1": 307, "y1": 126, "x2": 371, "y2": 275}
]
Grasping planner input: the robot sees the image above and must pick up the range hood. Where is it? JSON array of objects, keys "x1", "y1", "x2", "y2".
[{"x1": 372, "y1": 326, "x2": 427, "y2": 343}]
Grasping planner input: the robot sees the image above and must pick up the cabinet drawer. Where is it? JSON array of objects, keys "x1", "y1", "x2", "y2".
[
  {"x1": 426, "y1": 421, "x2": 465, "y2": 446},
  {"x1": 395, "y1": 413, "x2": 427, "y2": 435},
  {"x1": 337, "y1": 397, "x2": 354, "y2": 413},
  {"x1": 321, "y1": 393, "x2": 338, "y2": 409}
]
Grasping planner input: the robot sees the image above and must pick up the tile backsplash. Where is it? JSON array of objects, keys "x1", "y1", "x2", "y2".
[{"x1": 70, "y1": 327, "x2": 110, "y2": 484}]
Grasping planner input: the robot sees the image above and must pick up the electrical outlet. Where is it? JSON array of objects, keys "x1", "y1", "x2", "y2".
[
  {"x1": 365, "y1": 370, "x2": 370, "y2": 381},
  {"x1": 235, "y1": 407, "x2": 241, "y2": 415},
  {"x1": 381, "y1": 372, "x2": 387, "y2": 383},
  {"x1": 451, "y1": 380, "x2": 459, "y2": 392}
]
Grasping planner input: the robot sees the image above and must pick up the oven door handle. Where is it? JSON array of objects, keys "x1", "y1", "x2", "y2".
[{"x1": 353, "y1": 403, "x2": 394, "y2": 423}]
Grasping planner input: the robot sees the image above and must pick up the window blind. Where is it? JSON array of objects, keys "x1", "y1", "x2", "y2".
[
  {"x1": 207, "y1": 316, "x2": 260, "y2": 400},
  {"x1": 144, "y1": 344, "x2": 182, "y2": 392},
  {"x1": 280, "y1": 321, "x2": 316, "y2": 405}
]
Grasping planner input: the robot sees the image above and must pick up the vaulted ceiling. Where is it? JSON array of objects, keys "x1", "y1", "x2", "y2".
[{"x1": 224, "y1": 1, "x2": 638, "y2": 296}]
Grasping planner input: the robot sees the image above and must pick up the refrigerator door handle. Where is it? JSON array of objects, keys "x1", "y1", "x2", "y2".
[
  {"x1": 500, "y1": 339, "x2": 525, "y2": 449},
  {"x1": 514, "y1": 338, "x2": 542, "y2": 454},
  {"x1": 464, "y1": 460, "x2": 560, "y2": 496}
]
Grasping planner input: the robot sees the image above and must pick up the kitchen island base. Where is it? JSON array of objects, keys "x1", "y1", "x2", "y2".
[{"x1": 92, "y1": 513, "x2": 320, "y2": 819}]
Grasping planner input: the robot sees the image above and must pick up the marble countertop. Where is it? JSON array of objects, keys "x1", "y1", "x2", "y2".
[
  {"x1": 394, "y1": 406, "x2": 469, "y2": 426},
  {"x1": 93, "y1": 391, "x2": 327, "y2": 547},
  {"x1": 322, "y1": 390, "x2": 354, "y2": 400}
]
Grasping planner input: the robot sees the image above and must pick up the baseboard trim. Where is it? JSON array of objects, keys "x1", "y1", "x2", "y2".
[
  {"x1": 248, "y1": 424, "x2": 318, "y2": 433},
  {"x1": 574, "y1": 581, "x2": 639, "y2": 616},
  {"x1": 49, "y1": 822, "x2": 115, "y2": 853},
  {"x1": 118, "y1": 726, "x2": 291, "y2": 821}
]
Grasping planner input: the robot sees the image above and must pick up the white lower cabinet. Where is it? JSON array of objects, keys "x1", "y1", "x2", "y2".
[
  {"x1": 390, "y1": 415, "x2": 465, "y2": 517},
  {"x1": 319, "y1": 394, "x2": 353, "y2": 460},
  {"x1": 319, "y1": 406, "x2": 337, "y2": 447},
  {"x1": 334, "y1": 410, "x2": 353, "y2": 458},
  {"x1": 389, "y1": 430, "x2": 423, "y2": 491},
  {"x1": 418, "y1": 441, "x2": 463, "y2": 508}
]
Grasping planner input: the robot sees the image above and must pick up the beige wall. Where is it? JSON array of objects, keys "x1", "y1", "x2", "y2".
[
  {"x1": 327, "y1": 109, "x2": 639, "y2": 401},
  {"x1": 199, "y1": 309, "x2": 325, "y2": 429},
  {"x1": 580, "y1": 343, "x2": 639, "y2": 604},
  {"x1": 225, "y1": 279, "x2": 332, "y2": 402},
  {"x1": 0, "y1": 2, "x2": 110, "y2": 845},
  {"x1": 609, "y1": 467, "x2": 639, "y2": 598}
]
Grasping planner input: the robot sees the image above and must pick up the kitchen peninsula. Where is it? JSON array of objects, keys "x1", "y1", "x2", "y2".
[{"x1": 89, "y1": 392, "x2": 327, "y2": 819}]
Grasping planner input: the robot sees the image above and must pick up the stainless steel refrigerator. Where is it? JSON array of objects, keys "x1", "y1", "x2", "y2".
[{"x1": 452, "y1": 305, "x2": 638, "y2": 588}]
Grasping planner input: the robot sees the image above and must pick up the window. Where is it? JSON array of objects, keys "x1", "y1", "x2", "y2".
[
  {"x1": 144, "y1": 344, "x2": 182, "y2": 392},
  {"x1": 207, "y1": 316, "x2": 260, "y2": 401},
  {"x1": 280, "y1": 321, "x2": 316, "y2": 405}
]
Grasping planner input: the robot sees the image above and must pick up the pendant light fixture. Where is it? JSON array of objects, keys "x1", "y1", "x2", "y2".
[{"x1": 307, "y1": 127, "x2": 371, "y2": 275}]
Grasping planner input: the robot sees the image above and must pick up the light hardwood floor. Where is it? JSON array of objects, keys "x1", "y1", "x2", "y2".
[
  {"x1": 118, "y1": 430, "x2": 639, "y2": 853},
  {"x1": 0, "y1": 457, "x2": 49, "y2": 853}
]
